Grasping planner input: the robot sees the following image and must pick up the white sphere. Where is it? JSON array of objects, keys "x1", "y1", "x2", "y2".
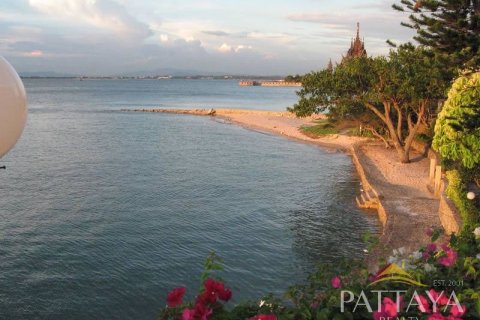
[
  {"x1": 467, "y1": 192, "x2": 476, "y2": 200},
  {"x1": 0, "y1": 57, "x2": 27, "y2": 159}
]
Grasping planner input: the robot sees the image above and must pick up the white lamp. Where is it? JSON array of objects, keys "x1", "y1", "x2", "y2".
[
  {"x1": 467, "y1": 192, "x2": 476, "y2": 200},
  {"x1": 0, "y1": 57, "x2": 27, "y2": 159}
]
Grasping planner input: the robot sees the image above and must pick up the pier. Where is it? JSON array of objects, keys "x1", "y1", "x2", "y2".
[{"x1": 239, "y1": 80, "x2": 301, "y2": 87}]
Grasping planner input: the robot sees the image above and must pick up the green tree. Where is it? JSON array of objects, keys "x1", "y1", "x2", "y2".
[
  {"x1": 393, "y1": 0, "x2": 480, "y2": 69},
  {"x1": 433, "y1": 72, "x2": 480, "y2": 169},
  {"x1": 290, "y1": 46, "x2": 448, "y2": 163}
]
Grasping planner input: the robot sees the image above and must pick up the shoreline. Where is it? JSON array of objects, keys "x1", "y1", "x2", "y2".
[{"x1": 125, "y1": 108, "x2": 443, "y2": 268}]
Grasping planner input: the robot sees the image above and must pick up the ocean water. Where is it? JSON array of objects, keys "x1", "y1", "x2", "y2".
[{"x1": 0, "y1": 79, "x2": 379, "y2": 319}]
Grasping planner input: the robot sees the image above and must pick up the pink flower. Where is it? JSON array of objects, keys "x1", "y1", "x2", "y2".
[
  {"x1": 450, "y1": 304, "x2": 466, "y2": 317},
  {"x1": 438, "y1": 246, "x2": 457, "y2": 267},
  {"x1": 373, "y1": 297, "x2": 398, "y2": 320},
  {"x1": 183, "y1": 303, "x2": 212, "y2": 320},
  {"x1": 425, "y1": 227, "x2": 434, "y2": 237},
  {"x1": 331, "y1": 276, "x2": 341, "y2": 289},
  {"x1": 428, "y1": 313, "x2": 448, "y2": 320},
  {"x1": 166, "y1": 287, "x2": 186, "y2": 308},
  {"x1": 427, "y1": 243, "x2": 437, "y2": 252},
  {"x1": 249, "y1": 315, "x2": 277, "y2": 320},
  {"x1": 415, "y1": 294, "x2": 432, "y2": 313},
  {"x1": 182, "y1": 308, "x2": 194, "y2": 320},
  {"x1": 428, "y1": 289, "x2": 449, "y2": 306},
  {"x1": 201, "y1": 278, "x2": 232, "y2": 303}
]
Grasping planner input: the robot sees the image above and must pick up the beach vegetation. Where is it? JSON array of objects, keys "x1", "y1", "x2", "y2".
[
  {"x1": 445, "y1": 170, "x2": 480, "y2": 228},
  {"x1": 284, "y1": 75, "x2": 303, "y2": 83},
  {"x1": 433, "y1": 72, "x2": 480, "y2": 170},
  {"x1": 290, "y1": 45, "x2": 449, "y2": 163},
  {"x1": 299, "y1": 119, "x2": 339, "y2": 138}
]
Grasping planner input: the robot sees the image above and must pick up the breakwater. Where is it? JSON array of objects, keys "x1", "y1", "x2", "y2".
[{"x1": 239, "y1": 80, "x2": 301, "y2": 87}]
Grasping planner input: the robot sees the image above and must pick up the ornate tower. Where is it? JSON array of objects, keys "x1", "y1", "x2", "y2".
[
  {"x1": 342, "y1": 23, "x2": 367, "y2": 62},
  {"x1": 326, "y1": 58, "x2": 333, "y2": 72}
]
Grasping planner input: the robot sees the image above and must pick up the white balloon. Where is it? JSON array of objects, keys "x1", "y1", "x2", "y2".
[{"x1": 0, "y1": 56, "x2": 27, "y2": 159}]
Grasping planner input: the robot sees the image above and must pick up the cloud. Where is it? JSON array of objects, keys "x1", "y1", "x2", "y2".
[
  {"x1": 287, "y1": 10, "x2": 414, "y2": 47},
  {"x1": 28, "y1": 0, "x2": 152, "y2": 39},
  {"x1": 217, "y1": 43, "x2": 253, "y2": 53},
  {"x1": 202, "y1": 30, "x2": 230, "y2": 37},
  {"x1": 29, "y1": 50, "x2": 43, "y2": 57}
]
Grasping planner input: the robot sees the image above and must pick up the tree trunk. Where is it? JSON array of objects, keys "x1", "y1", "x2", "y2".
[{"x1": 400, "y1": 149, "x2": 410, "y2": 163}]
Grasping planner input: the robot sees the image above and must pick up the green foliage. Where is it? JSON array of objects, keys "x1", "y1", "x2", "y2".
[
  {"x1": 433, "y1": 72, "x2": 480, "y2": 169},
  {"x1": 290, "y1": 45, "x2": 449, "y2": 162},
  {"x1": 284, "y1": 74, "x2": 303, "y2": 83},
  {"x1": 300, "y1": 120, "x2": 339, "y2": 138},
  {"x1": 200, "y1": 251, "x2": 225, "y2": 285},
  {"x1": 393, "y1": 0, "x2": 480, "y2": 70},
  {"x1": 445, "y1": 170, "x2": 480, "y2": 227}
]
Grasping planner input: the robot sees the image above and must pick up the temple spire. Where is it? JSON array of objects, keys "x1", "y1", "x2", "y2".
[
  {"x1": 327, "y1": 58, "x2": 333, "y2": 72},
  {"x1": 342, "y1": 22, "x2": 367, "y2": 63}
]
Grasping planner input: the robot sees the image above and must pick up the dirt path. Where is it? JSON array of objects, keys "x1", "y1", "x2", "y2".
[{"x1": 357, "y1": 144, "x2": 441, "y2": 266}]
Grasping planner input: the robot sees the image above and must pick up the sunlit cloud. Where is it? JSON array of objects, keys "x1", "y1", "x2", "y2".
[
  {"x1": 218, "y1": 43, "x2": 253, "y2": 53},
  {"x1": 28, "y1": 0, "x2": 152, "y2": 39},
  {"x1": 30, "y1": 50, "x2": 43, "y2": 57}
]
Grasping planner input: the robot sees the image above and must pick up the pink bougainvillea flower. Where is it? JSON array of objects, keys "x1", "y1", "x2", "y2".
[
  {"x1": 166, "y1": 287, "x2": 186, "y2": 308},
  {"x1": 249, "y1": 315, "x2": 277, "y2": 320},
  {"x1": 193, "y1": 302, "x2": 213, "y2": 320},
  {"x1": 427, "y1": 313, "x2": 448, "y2": 320},
  {"x1": 184, "y1": 302, "x2": 213, "y2": 320},
  {"x1": 331, "y1": 276, "x2": 341, "y2": 289},
  {"x1": 450, "y1": 304, "x2": 466, "y2": 317},
  {"x1": 218, "y1": 287, "x2": 232, "y2": 301},
  {"x1": 428, "y1": 289, "x2": 449, "y2": 306},
  {"x1": 182, "y1": 308, "x2": 194, "y2": 320},
  {"x1": 425, "y1": 227, "x2": 434, "y2": 237},
  {"x1": 438, "y1": 246, "x2": 457, "y2": 267},
  {"x1": 423, "y1": 243, "x2": 437, "y2": 259},
  {"x1": 201, "y1": 278, "x2": 232, "y2": 303},
  {"x1": 427, "y1": 243, "x2": 437, "y2": 252},
  {"x1": 415, "y1": 294, "x2": 431, "y2": 313},
  {"x1": 373, "y1": 297, "x2": 398, "y2": 320}
]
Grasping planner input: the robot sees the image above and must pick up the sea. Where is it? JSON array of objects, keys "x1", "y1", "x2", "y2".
[{"x1": 0, "y1": 79, "x2": 379, "y2": 319}]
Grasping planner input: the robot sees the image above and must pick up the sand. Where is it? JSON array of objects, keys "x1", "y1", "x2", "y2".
[{"x1": 126, "y1": 108, "x2": 444, "y2": 267}]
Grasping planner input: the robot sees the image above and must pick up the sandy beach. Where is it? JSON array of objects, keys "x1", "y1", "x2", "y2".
[{"x1": 127, "y1": 108, "x2": 444, "y2": 266}]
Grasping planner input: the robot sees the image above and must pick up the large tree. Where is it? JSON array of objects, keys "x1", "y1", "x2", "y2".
[
  {"x1": 393, "y1": 0, "x2": 480, "y2": 69},
  {"x1": 290, "y1": 46, "x2": 448, "y2": 163}
]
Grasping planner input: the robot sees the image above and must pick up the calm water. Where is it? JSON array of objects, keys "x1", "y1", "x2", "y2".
[{"x1": 0, "y1": 79, "x2": 378, "y2": 319}]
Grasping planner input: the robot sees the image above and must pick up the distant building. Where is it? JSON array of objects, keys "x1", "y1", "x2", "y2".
[
  {"x1": 342, "y1": 22, "x2": 367, "y2": 62},
  {"x1": 326, "y1": 58, "x2": 333, "y2": 72}
]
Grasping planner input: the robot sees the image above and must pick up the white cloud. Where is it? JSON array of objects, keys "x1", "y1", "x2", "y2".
[
  {"x1": 218, "y1": 43, "x2": 253, "y2": 53},
  {"x1": 218, "y1": 43, "x2": 232, "y2": 52},
  {"x1": 28, "y1": 0, "x2": 151, "y2": 39}
]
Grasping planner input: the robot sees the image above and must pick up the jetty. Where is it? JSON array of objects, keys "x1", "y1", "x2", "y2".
[{"x1": 239, "y1": 80, "x2": 301, "y2": 87}]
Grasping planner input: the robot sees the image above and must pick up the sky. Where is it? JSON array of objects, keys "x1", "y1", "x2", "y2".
[{"x1": 0, "y1": 0, "x2": 415, "y2": 76}]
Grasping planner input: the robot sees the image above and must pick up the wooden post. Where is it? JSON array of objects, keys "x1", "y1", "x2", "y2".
[
  {"x1": 429, "y1": 158, "x2": 436, "y2": 182},
  {"x1": 434, "y1": 165, "x2": 442, "y2": 197}
]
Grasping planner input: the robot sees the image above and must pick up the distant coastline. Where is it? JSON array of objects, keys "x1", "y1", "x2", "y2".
[{"x1": 20, "y1": 75, "x2": 291, "y2": 81}]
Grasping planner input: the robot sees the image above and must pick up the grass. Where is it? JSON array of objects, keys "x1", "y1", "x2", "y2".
[{"x1": 299, "y1": 119, "x2": 339, "y2": 138}]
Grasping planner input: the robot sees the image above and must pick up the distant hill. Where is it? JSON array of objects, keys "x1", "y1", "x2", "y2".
[
  {"x1": 19, "y1": 68, "x2": 285, "y2": 79},
  {"x1": 19, "y1": 71, "x2": 78, "y2": 78}
]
